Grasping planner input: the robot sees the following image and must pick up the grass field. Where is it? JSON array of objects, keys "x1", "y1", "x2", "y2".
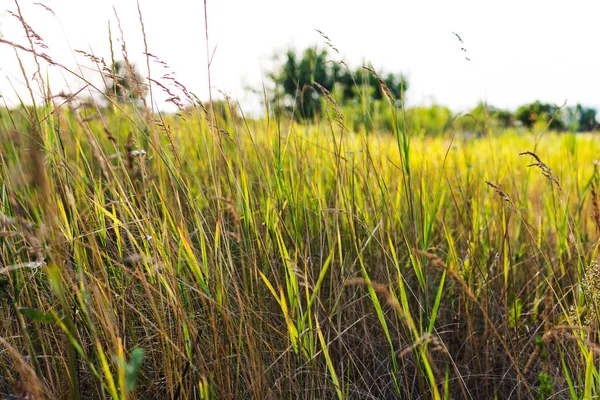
[
  {"x1": 3, "y1": 13, "x2": 600, "y2": 400},
  {"x1": 2, "y1": 96, "x2": 600, "y2": 399}
]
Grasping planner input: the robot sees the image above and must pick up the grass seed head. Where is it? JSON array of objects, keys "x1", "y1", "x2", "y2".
[
  {"x1": 519, "y1": 151, "x2": 562, "y2": 191},
  {"x1": 485, "y1": 180, "x2": 515, "y2": 208}
]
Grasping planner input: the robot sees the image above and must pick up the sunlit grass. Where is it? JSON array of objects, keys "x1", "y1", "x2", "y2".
[
  {"x1": 2, "y1": 95, "x2": 600, "y2": 399},
  {"x1": 2, "y1": 8, "x2": 600, "y2": 397}
]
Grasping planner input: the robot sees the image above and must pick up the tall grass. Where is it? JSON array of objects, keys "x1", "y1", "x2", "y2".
[{"x1": 2, "y1": 6, "x2": 600, "y2": 399}]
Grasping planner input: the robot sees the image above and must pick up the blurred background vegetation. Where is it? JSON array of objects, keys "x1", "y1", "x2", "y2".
[{"x1": 264, "y1": 46, "x2": 598, "y2": 136}]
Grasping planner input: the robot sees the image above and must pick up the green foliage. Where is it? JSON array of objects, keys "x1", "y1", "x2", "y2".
[
  {"x1": 125, "y1": 348, "x2": 144, "y2": 393},
  {"x1": 563, "y1": 104, "x2": 597, "y2": 132},
  {"x1": 537, "y1": 373, "x2": 553, "y2": 399},
  {"x1": 270, "y1": 48, "x2": 332, "y2": 119},
  {"x1": 335, "y1": 67, "x2": 408, "y2": 103},
  {"x1": 577, "y1": 105, "x2": 597, "y2": 131},
  {"x1": 269, "y1": 48, "x2": 599, "y2": 136},
  {"x1": 455, "y1": 103, "x2": 515, "y2": 134},
  {"x1": 515, "y1": 101, "x2": 564, "y2": 131},
  {"x1": 404, "y1": 105, "x2": 453, "y2": 135},
  {"x1": 5, "y1": 15, "x2": 600, "y2": 400},
  {"x1": 494, "y1": 108, "x2": 515, "y2": 128},
  {"x1": 18, "y1": 307, "x2": 60, "y2": 324},
  {"x1": 207, "y1": 100, "x2": 240, "y2": 124},
  {"x1": 508, "y1": 298, "x2": 523, "y2": 328},
  {"x1": 512, "y1": 101, "x2": 597, "y2": 133},
  {"x1": 270, "y1": 47, "x2": 408, "y2": 120},
  {"x1": 4, "y1": 97, "x2": 600, "y2": 398}
]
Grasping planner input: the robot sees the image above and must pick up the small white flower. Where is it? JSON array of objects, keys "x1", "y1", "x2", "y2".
[
  {"x1": 24, "y1": 261, "x2": 45, "y2": 269},
  {"x1": 0, "y1": 260, "x2": 45, "y2": 274},
  {"x1": 130, "y1": 149, "x2": 147, "y2": 157}
]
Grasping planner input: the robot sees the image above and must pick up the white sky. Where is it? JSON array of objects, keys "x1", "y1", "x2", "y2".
[{"x1": 1, "y1": 0, "x2": 599, "y2": 114}]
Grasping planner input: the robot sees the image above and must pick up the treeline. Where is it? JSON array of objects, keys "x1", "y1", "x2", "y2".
[
  {"x1": 30, "y1": 48, "x2": 596, "y2": 136},
  {"x1": 268, "y1": 47, "x2": 598, "y2": 135}
]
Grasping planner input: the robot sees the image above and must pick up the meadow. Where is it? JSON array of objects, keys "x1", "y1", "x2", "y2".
[{"x1": 2, "y1": 16, "x2": 600, "y2": 400}]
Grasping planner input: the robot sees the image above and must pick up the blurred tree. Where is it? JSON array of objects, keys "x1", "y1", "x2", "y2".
[
  {"x1": 271, "y1": 48, "x2": 332, "y2": 119},
  {"x1": 105, "y1": 60, "x2": 147, "y2": 104},
  {"x1": 335, "y1": 67, "x2": 408, "y2": 104},
  {"x1": 515, "y1": 101, "x2": 564, "y2": 131},
  {"x1": 270, "y1": 47, "x2": 408, "y2": 120},
  {"x1": 455, "y1": 103, "x2": 514, "y2": 133},
  {"x1": 365, "y1": 69, "x2": 408, "y2": 101},
  {"x1": 493, "y1": 108, "x2": 514, "y2": 128},
  {"x1": 563, "y1": 104, "x2": 597, "y2": 132},
  {"x1": 576, "y1": 104, "x2": 597, "y2": 132}
]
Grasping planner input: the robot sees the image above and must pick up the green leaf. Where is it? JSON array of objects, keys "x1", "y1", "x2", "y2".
[
  {"x1": 428, "y1": 269, "x2": 446, "y2": 333},
  {"x1": 18, "y1": 307, "x2": 58, "y2": 324},
  {"x1": 509, "y1": 298, "x2": 523, "y2": 329},
  {"x1": 125, "y1": 347, "x2": 144, "y2": 392}
]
